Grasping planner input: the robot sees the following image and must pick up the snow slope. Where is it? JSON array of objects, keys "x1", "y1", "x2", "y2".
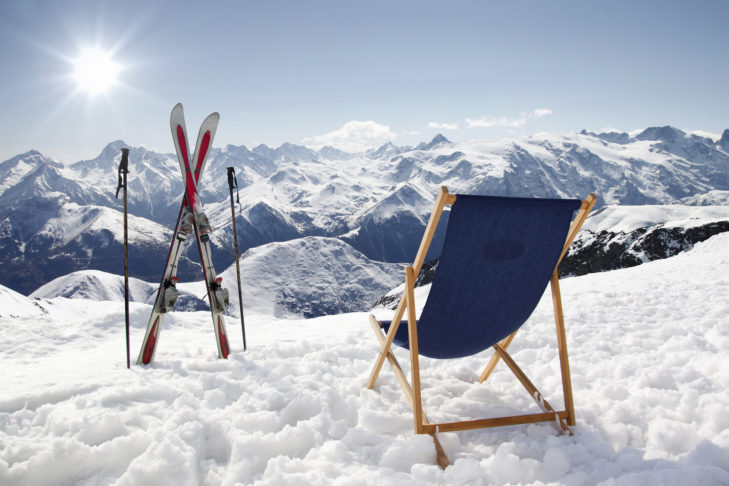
[
  {"x1": 0, "y1": 285, "x2": 46, "y2": 318},
  {"x1": 560, "y1": 204, "x2": 729, "y2": 276},
  {"x1": 29, "y1": 270, "x2": 208, "y2": 312},
  {"x1": 31, "y1": 236, "x2": 405, "y2": 318},
  {"x1": 581, "y1": 204, "x2": 729, "y2": 234},
  {"x1": 217, "y1": 236, "x2": 405, "y2": 318},
  {"x1": 1, "y1": 233, "x2": 727, "y2": 485}
]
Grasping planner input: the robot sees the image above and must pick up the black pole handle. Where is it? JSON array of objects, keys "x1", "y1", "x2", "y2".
[
  {"x1": 227, "y1": 166, "x2": 236, "y2": 190},
  {"x1": 227, "y1": 166, "x2": 239, "y2": 203},
  {"x1": 116, "y1": 148, "x2": 130, "y2": 198}
]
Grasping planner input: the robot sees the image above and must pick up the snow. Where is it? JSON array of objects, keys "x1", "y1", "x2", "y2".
[
  {"x1": 215, "y1": 236, "x2": 405, "y2": 318},
  {"x1": 37, "y1": 202, "x2": 170, "y2": 248},
  {"x1": 2, "y1": 233, "x2": 728, "y2": 484},
  {"x1": 0, "y1": 159, "x2": 35, "y2": 196},
  {"x1": 583, "y1": 204, "x2": 729, "y2": 233},
  {"x1": 0, "y1": 285, "x2": 46, "y2": 318},
  {"x1": 680, "y1": 190, "x2": 729, "y2": 207},
  {"x1": 30, "y1": 270, "x2": 154, "y2": 303}
]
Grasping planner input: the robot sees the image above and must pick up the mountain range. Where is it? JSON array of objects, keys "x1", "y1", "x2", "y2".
[{"x1": 1, "y1": 125, "x2": 728, "y2": 316}]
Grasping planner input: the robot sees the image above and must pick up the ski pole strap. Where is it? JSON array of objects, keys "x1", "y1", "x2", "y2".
[
  {"x1": 226, "y1": 166, "x2": 240, "y2": 204},
  {"x1": 116, "y1": 148, "x2": 130, "y2": 198}
]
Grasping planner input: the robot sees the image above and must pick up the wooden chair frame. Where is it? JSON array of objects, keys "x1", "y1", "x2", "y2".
[{"x1": 366, "y1": 186, "x2": 597, "y2": 468}]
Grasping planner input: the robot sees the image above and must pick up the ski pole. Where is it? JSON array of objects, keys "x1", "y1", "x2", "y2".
[
  {"x1": 227, "y1": 167, "x2": 247, "y2": 350},
  {"x1": 116, "y1": 148, "x2": 131, "y2": 369}
]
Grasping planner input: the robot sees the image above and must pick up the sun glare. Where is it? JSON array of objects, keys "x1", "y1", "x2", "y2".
[{"x1": 73, "y1": 48, "x2": 119, "y2": 94}]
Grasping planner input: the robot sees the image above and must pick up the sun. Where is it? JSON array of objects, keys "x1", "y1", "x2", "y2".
[{"x1": 73, "y1": 48, "x2": 120, "y2": 94}]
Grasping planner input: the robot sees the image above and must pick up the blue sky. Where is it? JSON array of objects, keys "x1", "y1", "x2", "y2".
[{"x1": 0, "y1": 0, "x2": 727, "y2": 162}]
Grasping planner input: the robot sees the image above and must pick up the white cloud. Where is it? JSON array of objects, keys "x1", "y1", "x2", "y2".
[
  {"x1": 428, "y1": 121, "x2": 459, "y2": 130},
  {"x1": 466, "y1": 108, "x2": 554, "y2": 129},
  {"x1": 533, "y1": 108, "x2": 553, "y2": 118},
  {"x1": 303, "y1": 121, "x2": 396, "y2": 152},
  {"x1": 466, "y1": 114, "x2": 527, "y2": 129},
  {"x1": 689, "y1": 129, "x2": 721, "y2": 141}
]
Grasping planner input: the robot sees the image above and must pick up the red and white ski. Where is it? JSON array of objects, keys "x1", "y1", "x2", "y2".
[{"x1": 137, "y1": 103, "x2": 230, "y2": 364}]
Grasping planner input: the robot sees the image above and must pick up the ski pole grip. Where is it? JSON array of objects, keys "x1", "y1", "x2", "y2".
[
  {"x1": 119, "y1": 148, "x2": 129, "y2": 172},
  {"x1": 116, "y1": 148, "x2": 130, "y2": 198},
  {"x1": 226, "y1": 166, "x2": 235, "y2": 190}
]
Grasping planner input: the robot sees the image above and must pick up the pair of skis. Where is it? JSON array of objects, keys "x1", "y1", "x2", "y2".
[{"x1": 137, "y1": 104, "x2": 230, "y2": 365}]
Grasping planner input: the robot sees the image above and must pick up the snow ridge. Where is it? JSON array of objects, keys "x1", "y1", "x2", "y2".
[{"x1": 2, "y1": 126, "x2": 729, "y2": 316}]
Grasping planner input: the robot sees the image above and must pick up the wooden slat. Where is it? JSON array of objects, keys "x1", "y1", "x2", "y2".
[
  {"x1": 493, "y1": 344, "x2": 573, "y2": 435},
  {"x1": 422, "y1": 411, "x2": 570, "y2": 434},
  {"x1": 412, "y1": 186, "x2": 451, "y2": 277},
  {"x1": 405, "y1": 266, "x2": 425, "y2": 434},
  {"x1": 478, "y1": 331, "x2": 518, "y2": 383},
  {"x1": 557, "y1": 193, "x2": 597, "y2": 267},
  {"x1": 368, "y1": 314, "x2": 451, "y2": 468},
  {"x1": 366, "y1": 292, "x2": 407, "y2": 389},
  {"x1": 368, "y1": 314, "x2": 415, "y2": 406},
  {"x1": 550, "y1": 272, "x2": 575, "y2": 426},
  {"x1": 367, "y1": 187, "x2": 453, "y2": 389}
]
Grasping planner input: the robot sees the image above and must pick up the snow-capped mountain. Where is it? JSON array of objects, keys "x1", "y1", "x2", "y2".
[
  {"x1": 219, "y1": 236, "x2": 404, "y2": 318},
  {"x1": 32, "y1": 237, "x2": 405, "y2": 319},
  {"x1": 1, "y1": 126, "x2": 728, "y2": 316},
  {"x1": 561, "y1": 203, "x2": 729, "y2": 276},
  {"x1": 0, "y1": 284, "x2": 47, "y2": 318},
  {"x1": 30, "y1": 269, "x2": 208, "y2": 312}
]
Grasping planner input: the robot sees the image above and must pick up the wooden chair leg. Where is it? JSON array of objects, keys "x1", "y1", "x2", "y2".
[
  {"x1": 368, "y1": 314, "x2": 451, "y2": 468},
  {"x1": 478, "y1": 330, "x2": 518, "y2": 383},
  {"x1": 405, "y1": 266, "x2": 425, "y2": 434},
  {"x1": 493, "y1": 343, "x2": 573, "y2": 435},
  {"x1": 550, "y1": 272, "x2": 575, "y2": 426},
  {"x1": 366, "y1": 294, "x2": 407, "y2": 389}
]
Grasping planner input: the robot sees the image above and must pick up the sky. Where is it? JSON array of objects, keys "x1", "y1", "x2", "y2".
[{"x1": 0, "y1": 0, "x2": 727, "y2": 162}]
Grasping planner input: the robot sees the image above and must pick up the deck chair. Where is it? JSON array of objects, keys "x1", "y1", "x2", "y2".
[{"x1": 366, "y1": 186, "x2": 597, "y2": 468}]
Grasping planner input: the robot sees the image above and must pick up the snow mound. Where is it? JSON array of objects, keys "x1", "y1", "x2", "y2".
[
  {"x1": 679, "y1": 190, "x2": 729, "y2": 206},
  {"x1": 560, "y1": 204, "x2": 729, "y2": 276},
  {"x1": 220, "y1": 236, "x2": 405, "y2": 318},
  {"x1": 0, "y1": 284, "x2": 47, "y2": 317},
  {"x1": 583, "y1": 204, "x2": 729, "y2": 234},
  {"x1": 30, "y1": 270, "x2": 209, "y2": 312},
  {"x1": 30, "y1": 269, "x2": 154, "y2": 302}
]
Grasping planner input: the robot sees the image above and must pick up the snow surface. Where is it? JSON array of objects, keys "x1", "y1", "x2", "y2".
[
  {"x1": 30, "y1": 269, "x2": 154, "y2": 302},
  {"x1": 1, "y1": 233, "x2": 728, "y2": 485},
  {"x1": 582, "y1": 204, "x2": 729, "y2": 234},
  {"x1": 0, "y1": 286, "x2": 46, "y2": 318},
  {"x1": 36, "y1": 202, "x2": 170, "y2": 247}
]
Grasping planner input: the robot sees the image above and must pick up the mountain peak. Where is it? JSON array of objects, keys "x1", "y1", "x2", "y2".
[
  {"x1": 415, "y1": 134, "x2": 451, "y2": 151},
  {"x1": 2, "y1": 149, "x2": 62, "y2": 170},
  {"x1": 22, "y1": 149, "x2": 43, "y2": 158},
  {"x1": 635, "y1": 126, "x2": 686, "y2": 143},
  {"x1": 318, "y1": 145, "x2": 353, "y2": 160},
  {"x1": 427, "y1": 133, "x2": 450, "y2": 148},
  {"x1": 581, "y1": 129, "x2": 631, "y2": 145},
  {"x1": 718, "y1": 129, "x2": 729, "y2": 151}
]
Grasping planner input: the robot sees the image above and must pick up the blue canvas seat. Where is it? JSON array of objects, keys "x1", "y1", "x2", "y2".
[
  {"x1": 381, "y1": 195, "x2": 581, "y2": 359},
  {"x1": 366, "y1": 187, "x2": 596, "y2": 469}
]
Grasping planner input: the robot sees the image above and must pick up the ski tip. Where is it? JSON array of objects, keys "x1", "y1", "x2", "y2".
[
  {"x1": 171, "y1": 103, "x2": 184, "y2": 119},
  {"x1": 205, "y1": 112, "x2": 221, "y2": 124}
]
